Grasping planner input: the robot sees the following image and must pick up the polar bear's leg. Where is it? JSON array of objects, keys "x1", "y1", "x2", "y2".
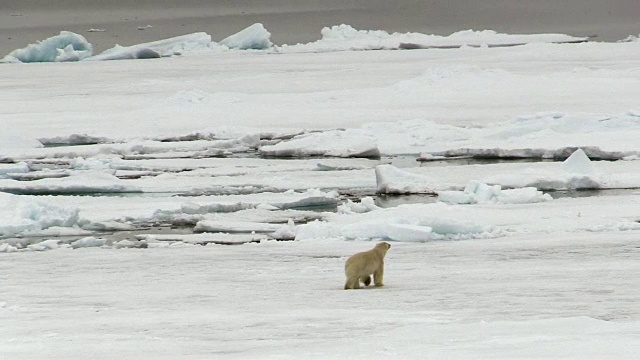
[
  {"x1": 361, "y1": 275, "x2": 372, "y2": 287},
  {"x1": 373, "y1": 263, "x2": 384, "y2": 287},
  {"x1": 344, "y1": 276, "x2": 360, "y2": 290}
]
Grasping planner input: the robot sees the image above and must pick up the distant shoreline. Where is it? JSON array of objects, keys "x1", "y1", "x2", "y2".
[{"x1": 1, "y1": 0, "x2": 638, "y2": 55}]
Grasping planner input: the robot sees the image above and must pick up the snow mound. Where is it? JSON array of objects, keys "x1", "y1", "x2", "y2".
[
  {"x1": 375, "y1": 165, "x2": 438, "y2": 194},
  {"x1": 260, "y1": 130, "x2": 380, "y2": 158},
  {"x1": 281, "y1": 24, "x2": 587, "y2": 52},
  {"x1": 0, "y1": 192, "x2": 80, "y2": 237},
  {"x1": 2, "y1": 31, "x2": 93, "y2": 63},
  {"x1": 438, "y1": 180, "x2": 552, "y2": 204},
  {"x1": 220, "y1": 23, "x2": 272, "y2": 50},
  {"x1": 90, "y1": 32, "x2": 214, "y2": 61}
]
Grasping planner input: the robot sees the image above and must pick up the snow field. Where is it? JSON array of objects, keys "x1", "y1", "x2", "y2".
[{"x1": 1, "y1": 233, "x2": 638, "y2": 358}]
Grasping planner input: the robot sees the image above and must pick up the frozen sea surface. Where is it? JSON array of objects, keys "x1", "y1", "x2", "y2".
[{"x1": 1, "y1": 27, "x2": 640, "y2": 359}]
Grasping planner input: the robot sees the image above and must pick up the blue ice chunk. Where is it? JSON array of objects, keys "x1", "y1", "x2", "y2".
[{"x1": 2, "y1": 31, "x2": 93, "y2": 63}]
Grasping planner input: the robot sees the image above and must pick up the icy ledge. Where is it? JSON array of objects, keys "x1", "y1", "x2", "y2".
[{"x1": 278, "y1": 25, "x2": 588, "y2": 52}]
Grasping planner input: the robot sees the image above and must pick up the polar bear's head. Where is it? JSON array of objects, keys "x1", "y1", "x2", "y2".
[{"x1": 375, "y1": 242, "x2": 391, "y2": 252}]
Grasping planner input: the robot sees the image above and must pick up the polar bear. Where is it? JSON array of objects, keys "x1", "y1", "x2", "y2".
[{"x1": 344, "y1": 242, "x2": 391, "y2": 290}]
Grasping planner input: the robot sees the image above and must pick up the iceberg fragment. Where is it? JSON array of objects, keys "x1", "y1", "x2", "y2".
[
  {"x1": 220, "y1": 23, "x2": 272, "y2": 50},
  {"x1": 562, "y1": 148, "x2": 595, "y2": 175}
]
